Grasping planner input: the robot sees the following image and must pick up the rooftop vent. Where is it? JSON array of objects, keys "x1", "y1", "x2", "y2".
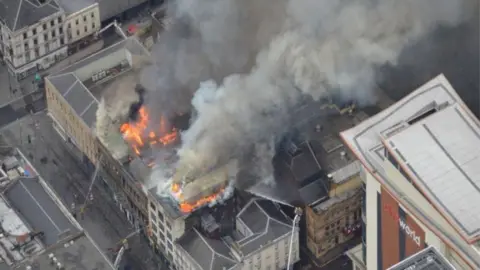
[{"x1": 287, "y1": 142, "x2": 302, "y2": 157}]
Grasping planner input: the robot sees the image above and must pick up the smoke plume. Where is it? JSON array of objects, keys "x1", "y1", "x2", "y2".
[
  {"x1": 140, "y1": 0, "x2": 288, "y2": 118},
  {"x1": 166, "y1": 0, "x2": 471, "y2": 183},
  {"x1": 96, "y1": 73, "x2": 143, "y2": 159}
]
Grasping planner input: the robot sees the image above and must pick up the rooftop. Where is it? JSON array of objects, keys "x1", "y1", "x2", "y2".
[
  {"x1": 47, "y1": 37, "x2": 150, "y2": 128},
  {"x1": 386, "y1": 246, "x2": 456, "y2": 270},
  {"x1": 14, "y1": 231, "x2": 115, "y2": 270},
  {"x1": 384, "y1": 103, "x2": 480, "y2": 242},
  {"x1": 247, "y1": 101, "x2": 369, "y2": 207},
  {"x1": 56, "y1": 0, "x2": 96, "y2": 14},
  {"x1": 0, "y1": 0, "x2": 61, "y2": 32},
  {"x1": 177, "y1": 198, "x2": 294, "y2": 270},
  {"x1": 95, "y1": 0, "x2": 148, "y2": 22},
  {"x1": 4, "y1": 177, "x2": 80, "y2": 246},
  {"x1": 235, "y1": 199, "x2": 292, "y2": 256},
  {"x1": 177, "y1": 229, "x2": 237, "y2": 270},
  {"x1": 340, "y1": 74, "x2": 480, "y2": 267}
]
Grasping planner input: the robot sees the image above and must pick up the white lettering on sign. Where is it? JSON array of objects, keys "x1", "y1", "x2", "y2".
[{"x1": 384, "y1": 204, "x2": 421, "y2": 247}]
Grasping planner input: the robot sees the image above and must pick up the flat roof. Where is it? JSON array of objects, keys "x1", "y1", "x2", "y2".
[
  {"x1": 4, "y1": 177, "x2": 79, "y2": 246},
  {"x1": 340, "y1": 74, "x2": 480, "y2": 267},
  {"x1": 387, "y1": 246, "x2": 456, "y2": 270},
  {"x1": 385, "y1": 103, "x2": 480, "y2": 242},
  {"x1": 13, "y1": 232, "x2": 115, "y2": 270}
]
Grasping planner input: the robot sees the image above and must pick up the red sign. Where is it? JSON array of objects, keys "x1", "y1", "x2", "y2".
[{"x1": 384, "y1": 203, "x2": 421, "y2": 247}]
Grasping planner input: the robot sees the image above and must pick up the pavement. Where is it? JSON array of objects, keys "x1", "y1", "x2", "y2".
[
  {"x1": 0, "y1": 113, "x2": 165, "y2": 270},
  {"x1": 0, "y1": 64, "x2": 39, "y2": 108}
]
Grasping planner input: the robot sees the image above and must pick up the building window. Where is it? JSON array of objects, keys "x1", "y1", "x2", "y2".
[
  {"x1": 158, "y1": 211, "x2": 164, "y2": 221},
  {"x1": 59, "y1": 28, "x2": 63, "y2": 34},
  {"x1": 91, "y1": 12, "x2": 95, "y2": 18},
  {"x1": 33, "y1": 38, "x2": 37, "y2": 45},
  {"x1": 44, "y1": 34, "x2": 48, "y2": 41},
  {"x1": 75, "y1": 19, "x2": 79, "y2": 25},
  {"x1": 34, "y1": 48, "x2": 39, "y2": 57},
  {"x1": 32, "y1": 29, "x2": 37, "y2": 35},
  {"x1": 84, "y1": 26, "x2": 88, "y2": 33},
  {"x1": 58, "y1": 17, "x2": 62, "y2": 23},
  {"x1": 60, "y1": 38, "x2": 64, "y2": 45},
  {"x1": 76, "y1": 30, "x2": 80, "y2": 36},
  {"x1": 24, "y1": 43, "x2": 29, "y2": 50},
  {"x1": 52, "y1": 30, "x2": 56, "y2": 38},
  {"x1": 43, "y1": 24, "x2": 47, "y2": 30},
  {"x1": 92, "y1": 22, "x2": 96, "y2": 29},
  {"x1": 150, "y1": 202, "x2": 156, "y2": 210},
  {"x1": 45, "y1": 44, "x2": 49, "y2": 53},
  {"x1": 23, "y1": 32, "x2": 27, "y2": 39},
  {"x1": 50, "y1": 20, "x2": 54, "y2": 27}
]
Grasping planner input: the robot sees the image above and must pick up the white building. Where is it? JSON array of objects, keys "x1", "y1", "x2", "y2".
[
  {"x1": 0, "y1": 0, "x2": 67, "y2": 80},
  {"x1": 0, "y1": 0, "x2": 100, "y2": 80},
  {"x1": 342, "y1": 74, "x2": 480, "y2": 270},
  {"x1": 56, "y1": 0, "x2": 100, "y2": 50},
  {"x1": 174, "y1": 198, "x2": 300, "y2": 270}
]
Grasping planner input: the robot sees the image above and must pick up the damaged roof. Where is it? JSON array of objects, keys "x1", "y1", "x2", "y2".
[
  {"x1": 0, "y1": 0, "x2": 61, "y2": 32},
  {"x1": 177, "y1": 228, "x2": 237, "y2": 270}
]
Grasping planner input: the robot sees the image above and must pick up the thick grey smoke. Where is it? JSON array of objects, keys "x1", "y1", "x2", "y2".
[
  {"x1": 174, "y1": 0, "x2": 470, "y2": 181},
  {"x1": 140, "y1": 0, "x2": 288, "y2": 118}
]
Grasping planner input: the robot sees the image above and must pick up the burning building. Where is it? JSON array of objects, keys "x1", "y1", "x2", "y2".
[{"x1": 45, "y1": 0, "x2": 475, "y2": 267}]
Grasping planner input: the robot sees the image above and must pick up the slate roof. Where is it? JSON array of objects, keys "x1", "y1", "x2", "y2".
[
  {"x1": 94, "y1": 0, "x2": 148, "y2": 22},
  {"x1": 3, "y1": 177, "x2": 79, "y2": 246},
  {"x1": 236, "y1": 199, "x2": 292, "y2": 256},
  {"x1": 56, "y1": 0, "x2": 95, "y2": 14},
  {"x1": 47, "y1": 37, "x2": 148, "y2": 129},
  {"x1": 0, "y1": 0, "x2": 62, "y2": 32},
  {"x1": 247, "y1": 141, "x2": 329, "y2": 207},
  {"x1": 48, "y1": 72, "x2": 98, "y2": 128},
  {"x1": 387, "y1": 246, "x2": 456, "y2": 270},
  {"x1": 177, "y1": 228, "x2": 237, "y2": 270}
]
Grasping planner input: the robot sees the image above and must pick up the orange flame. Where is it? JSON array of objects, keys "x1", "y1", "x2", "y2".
[
  {"x1": 120, "y1": 106, "x2": 178, "y2": 156},
  {"x1": 182, "y1": 191, "x2": 224, "y2": 213},
  {"x1": 170, "y1": 184, "x2": 224, "y2": 213}
]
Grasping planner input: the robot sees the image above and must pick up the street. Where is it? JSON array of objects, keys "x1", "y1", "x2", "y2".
[{"x1": 0, "y1": 113, "x2": 164, "y2": 270}]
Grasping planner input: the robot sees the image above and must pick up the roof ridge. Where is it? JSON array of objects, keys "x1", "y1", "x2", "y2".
[
  {"x1": 194, "y1": 228, "x2": 236, "y2": 267},
  {"x1": 12, "y1": 0, "x2": 24, "y2": 31}
]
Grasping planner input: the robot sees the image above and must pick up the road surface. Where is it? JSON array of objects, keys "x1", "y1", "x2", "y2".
[{"x1": 0, "y1": 113, "x2": 165, "y2": 270}]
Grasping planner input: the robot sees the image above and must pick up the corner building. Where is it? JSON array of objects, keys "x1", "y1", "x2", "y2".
[{"x1": 342, "y1": 74, "x2": 480, "y2": 270}]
